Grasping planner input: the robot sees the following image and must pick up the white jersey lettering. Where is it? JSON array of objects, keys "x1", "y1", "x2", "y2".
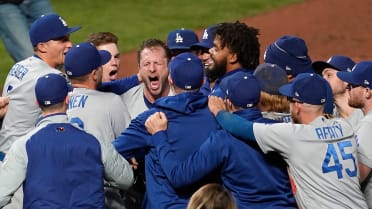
[
  {"x1": 69, "y1": 95, "x2": 88, "y2": 109},
  {"x1": 315, "y1": 124, "x2": 343, "y2": 140}
]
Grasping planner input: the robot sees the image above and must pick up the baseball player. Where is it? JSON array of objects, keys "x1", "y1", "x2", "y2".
[
  {"x1": 190, "y1": 24, "x2": 218, "y2": 95},
  {"x1": 253, "y1": 63, "x2": 290, "y2": 122},
  {"x1": 0, "y1": 14, "x2": 80, "y2": 209},
  {"x1": 87, "y1": 31, "x2": 141, "y2": 86},
  {"x1": 113, "y1": 52, "x2": 221, "y2": 209},
  {"x1": 313, "y1": 55, "x2": 363, "y2": 127},
  {"x1": 336, "y1": 61, "x2": 372, "y2": 208},
  {"x1": 0, "y1": 13, "x2": 80, "y2": 155},
  {"x1": 0, "y1": 73, "x2": 133, "y2": 209},
  {"x1": 65, "y1": 42, "x2": 131, "y2": 143},
  {"x1": 145, "y1": 72, "x2": 298, "y2": 209},
  {"x1": 97, "y1": 39, "x2": 174, "y2": 208},
  {"x1": 202, "y1": 21, "x2": 259, "y2": 98},
  {"x1": 117, "y1": 38, "x2": 174, "y2": 119},
  {"x1": 207, "y1": 73, "x2": 368, "y2": 208}
]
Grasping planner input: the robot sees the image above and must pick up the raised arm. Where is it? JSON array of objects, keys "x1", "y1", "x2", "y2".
[
  {"x1": 145, "y1": 112, "x2": 227, "y2": 188},
  {"x1": 98, "y1": 74, "x2": 140, "y2": 94},
  {"x1": 208, "y1": 96, "x2": 255, "y2": 141}
]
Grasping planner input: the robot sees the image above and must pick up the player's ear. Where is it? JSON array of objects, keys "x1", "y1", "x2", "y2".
[
  {"x1": 37, "y1": 42, "x2": 48, "y2": 53},
  {"x1": 228, "y1": 52, "x2": 238, "y2": 64},
  {"x1": 168, "y1": 75, "x2": 173, "y2": 86},
  {"x1": 64, "y1": 95, "x2": 69, "y2": 105}
]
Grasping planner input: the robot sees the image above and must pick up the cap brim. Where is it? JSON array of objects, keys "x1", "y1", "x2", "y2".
[
  {"x1": 336, "y1": 71, "x2": 357, "y2": 84},
  {"x1": 99, "y1": 50, "x2": 111, "y2": 66},
  {"x1": 67, "y1": 26, "x2": 81, "y2": 35},
  {"x1": 169, "y1": 46, "x2": 190, "y2": 50},
  {"x1": 312, "y1": 61, "x2": 341, "y2": 75},
  {"x1": 278, "y1": 82, "x2": 294, "y2": 97},
  {"x1": 191, "y1": 42, "x2": 213, "y2": 50}
]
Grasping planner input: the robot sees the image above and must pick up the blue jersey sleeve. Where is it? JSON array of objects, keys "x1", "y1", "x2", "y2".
[
  {"x1": 152, "y1": 130, "x2": 228, "y2": 188},
  {"x1": 112, "y1": 110, "x2": 153, "y2": 159},
  {"x1": 216, "y1": 110, "x2": 256, "y2": 141},
  {"x1": 98, "y1": 74, "x2": 139, "y2": 95}
]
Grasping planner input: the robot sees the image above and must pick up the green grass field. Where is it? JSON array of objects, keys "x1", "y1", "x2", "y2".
[{"x1": 0, "y1": 0, "x2": 301, "y2": 86}]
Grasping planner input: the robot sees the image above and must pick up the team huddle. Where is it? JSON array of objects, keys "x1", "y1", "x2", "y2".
[{"x1": 0, "y1": 12, "x2": 372, "y2": 209}]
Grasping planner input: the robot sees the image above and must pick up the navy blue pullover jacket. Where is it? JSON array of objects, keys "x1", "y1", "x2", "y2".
[
  {"x1": 152, "y1": 108, "x2": 298, "y2": 209},
  {"x1": 113, "y1": 92, "x2": 220, "y2": 209}
]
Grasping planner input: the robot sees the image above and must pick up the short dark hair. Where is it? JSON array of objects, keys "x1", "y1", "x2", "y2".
[
  {"x1": 137, "y1": 38, "x2": 171, "y2": 66},
  {"x1": 215, "y1": 21, "x2": 260, "y2": 70},
  {"x1": 86, "y1": 32, "x2": 118, "y2": 46}
]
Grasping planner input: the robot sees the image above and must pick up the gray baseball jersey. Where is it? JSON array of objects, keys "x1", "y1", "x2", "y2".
[
  {"x1": 0, "y1": 56, "x2": 63, "y2": 153},
  {"x1": 253, "y1": 116, "x2": 367, "y2": 209},
  {"x1": 121, "y1": 83, "x2": 174, "y2": 119},
  {"x1": 347, "y1": 109, "x2": 364, "y2": 130},
  {"x1": 67, "y1": 88, "x2": 131, "y2": 143},
  {"x1": 355, "y1": 110, "x2": 372, "y2": 208}
]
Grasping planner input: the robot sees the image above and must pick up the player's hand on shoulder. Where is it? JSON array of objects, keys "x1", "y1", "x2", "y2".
[
  {"x1": 208, "y1": 96, "x2": 226, "y2": 116},
  {"x1": 145, "y1": 112, "x2": 168, "y2": 135},
  {"x1": 0, "y1": 96, "x2": 10, "y2": 118}
]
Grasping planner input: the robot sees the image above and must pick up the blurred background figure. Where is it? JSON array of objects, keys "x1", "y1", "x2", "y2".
[{"x1": 0, "y1": 0, "x2": 54, "y2": 62}]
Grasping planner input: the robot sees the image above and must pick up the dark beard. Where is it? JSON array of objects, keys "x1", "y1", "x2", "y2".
[{"x1": 206, "y1": 58, "x2": 227, "y2": 83}]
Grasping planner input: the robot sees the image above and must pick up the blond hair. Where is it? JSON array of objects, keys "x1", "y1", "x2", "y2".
[
  {"x1": 258, "y1": 91, "x2": 289, "y2": 113},
  {"x1": 187, "y1": 184, "x2": 237, "y2": 209}
]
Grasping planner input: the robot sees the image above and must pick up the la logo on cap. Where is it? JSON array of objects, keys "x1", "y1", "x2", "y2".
[
  {"x1": 59, "y1": 16, "x2": 67, "y2": 27},
  {"x1": 202, "y1": 29, "x2": 208, "y2": 40},
  {"x1": 175, "y1": 33, "x2": 183, "y2": 43}
]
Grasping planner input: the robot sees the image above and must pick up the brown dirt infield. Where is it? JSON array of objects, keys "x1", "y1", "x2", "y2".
[{"x1": 118, "y1": 0, "x2": 372, "y2": 78}]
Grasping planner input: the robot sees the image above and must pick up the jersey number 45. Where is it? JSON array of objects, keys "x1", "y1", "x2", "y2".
[{"x1": 322, "y1": 140, "x2": 357, "y2": 179}]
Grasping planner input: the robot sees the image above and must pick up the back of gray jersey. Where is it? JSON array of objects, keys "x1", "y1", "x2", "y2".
[
  {"x1": 347, "y1": 108, "x2": 364, "y2": 130},
  {"x1": 67, "y1": 88, "x2": 130, "y2": 143},
  {"x1": 355, "y1": 111, "x2": 372, "y2": 208},
  {"x1": 254, "y1": 116, "x2": 367, "y2": 209},
  {"x1": 0, "y1": 56, "x2": 62, "y2": 152}
]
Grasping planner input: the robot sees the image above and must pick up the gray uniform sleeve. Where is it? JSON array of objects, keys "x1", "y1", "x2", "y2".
[
  {"x1": 254, "y1": 122, "x2": 294, "y2": 158},
  {"x1": 0, "y1": 137, "x2": 28, "y2": 207},
  {"x1": 356, "y1": 118, "x2": 372, "y2": 168},
  {"x1": 99, "y1": 139, "x2": 134, "y2": 190},
  {"x1": 108, "y1": 95, "x2": 131, "y2": 137}
]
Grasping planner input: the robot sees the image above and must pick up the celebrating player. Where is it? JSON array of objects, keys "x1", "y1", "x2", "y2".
[
  {"x1": 0, "y1": 73, "x2": 133, "y2": 208},
  {"x1": 208, "y1": 73, "x2": 368, "y2": 208}
]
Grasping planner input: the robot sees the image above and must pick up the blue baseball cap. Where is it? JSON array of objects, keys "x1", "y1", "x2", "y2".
[
  {"x1": 212, "y1": 72, "x2": 261, "y2": 108},
  {"x1": 29, "y1": 13, "x2": 81, "y2": 47},
  {"x1": 253, "y1": 63, "x2": 288, "y2": 95},
  {"x1": 264, "y1": 35, "x2": 314, "y2": 76},
  {"x1": 65, "y1": 42, "x2": 111, "y2": 78},
  {"x1": 35, "y1": 73, "x2": 70, "y2": 106},
  {"x1": 312, "y1": 55, "x2": 355, "y2": 74},
  {"x1": 169, "y1": 52, "x2": 204, "y2": 90},
  {"x1": 279, "y1": 73, "x2": 328, "y2": 105},
  {"x1": 337, "y1": 61, "x2": 372, "y2": 88},
  {"x1": 167, "y1": 28, "x2": 199, "y2": 50},
  {"x1": 191, "y1": 25, "x2": 217, "y2": 50}
]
